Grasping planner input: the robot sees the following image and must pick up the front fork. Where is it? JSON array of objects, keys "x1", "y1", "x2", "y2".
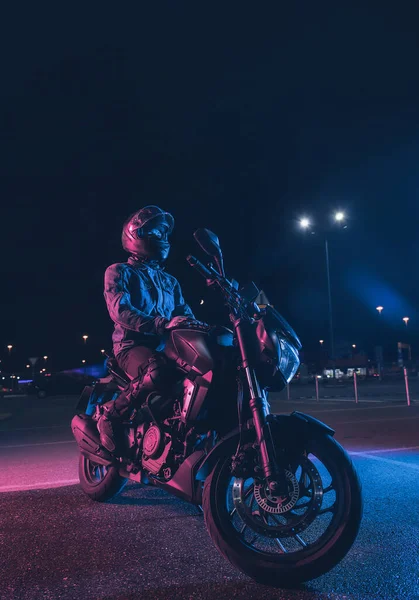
[{"x1": 235, "y1": 319, "x2": 284, "y2": 494}]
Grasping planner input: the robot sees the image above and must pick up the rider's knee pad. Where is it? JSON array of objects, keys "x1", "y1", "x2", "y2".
[{"x1": 140, "y1": 354, "x2": 175, "y2": 394}]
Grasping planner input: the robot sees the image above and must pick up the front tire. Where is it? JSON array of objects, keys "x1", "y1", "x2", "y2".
[
  {"x1": 202, "y1": 435, "x2": 362, "y2": 587},
  {"x1": 78, "y1": 454, "x2": 127, "y2": 502}
]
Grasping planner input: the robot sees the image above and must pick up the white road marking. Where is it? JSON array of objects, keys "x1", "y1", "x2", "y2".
[
  {"x1": 336, "y1": 414, "x2": 419, "y2": 425},
  {"x1": 0, "y1": 440, "x2": 76, "y2": 449},
  {"x1": 0, "y1": 479, "x2": 79, "y2": 492},
  {"x1": 350, "y1": 445, "x2": 419, "y2": 455},
  {"x1": 276, "y1": 404, "x2": 415, "y2": 415}
]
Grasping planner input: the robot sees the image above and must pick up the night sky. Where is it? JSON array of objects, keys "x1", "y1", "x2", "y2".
[{"x1": 2, "y1": 4, "x2": 419, "y2": 371}]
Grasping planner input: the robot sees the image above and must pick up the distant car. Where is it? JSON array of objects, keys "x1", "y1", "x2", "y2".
[{"x1": 27, "y1": 373, "x2": 96, "y2": 399}]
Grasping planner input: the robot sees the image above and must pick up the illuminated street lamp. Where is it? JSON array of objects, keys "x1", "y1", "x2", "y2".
[
  {"x1": 26, "y1": 364, "x2": 30, "y2": 368},
  {"x1": 43, "y1": 355, "x2": 48, "y2": 361},
  {"x1": 319, "y1": 339, "x2": 324, "y2": 345},
  {"x1": 352, "y1": 344, "x2": 356, "y2": 348},
  {"x1": 299, "y1": 217, "x2": 311, "y2": 229},
  {"x1": 403, "y1": 317, "x2": 409, "y2": 326},
  {"x1": 82, "y1": 359, "x2": 86, "y2": 364},
  {"x1": 82, "y1": 335, "x2": 88, "y2": 344},
  {"x1": 334, "y1": 211, "x2": 345, "y2": 222},
  {"x1": 7, "y1": 345, "x2": 12, "y2": 355},
  {"x1": 376, "y1": 306, "x2": 384, "y2": 314},
  {"x1": 100, "y1": 349, "x2": 105, "y2": 354}
]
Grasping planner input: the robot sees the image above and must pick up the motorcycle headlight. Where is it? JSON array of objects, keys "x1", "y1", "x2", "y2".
[{"x1": 278, "y1": 338, "x2": 300, "y2": 384}]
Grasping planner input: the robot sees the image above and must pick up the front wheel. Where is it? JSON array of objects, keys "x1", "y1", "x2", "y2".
[
  {"x1": 78, "y1": 454, "x2": 127, "y2": 502},
  {"x1": 202, "y1": 435, "x2": 362, "y2": 587}
]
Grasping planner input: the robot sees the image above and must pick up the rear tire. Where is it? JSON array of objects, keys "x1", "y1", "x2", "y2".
[
  {"x1": 202, "y1": 435, "x2": 362, "y2": 587},
  {"x1": 78, "y1": 454, "x2": 127, "y2": 502}
]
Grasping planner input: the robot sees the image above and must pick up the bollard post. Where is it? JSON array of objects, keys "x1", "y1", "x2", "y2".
[
  {"x1": 315, "y1": 376, "x2": 319, "y2": 402},
  {"x1": 353, "y1": 371, "x2": 359, "y2": 404},
  {"x1": 404, "y1": 366, "x2": 411, "y2": 406},
  {"x1": 287, "y1": 383, "x2": 290, "y2": 401}
]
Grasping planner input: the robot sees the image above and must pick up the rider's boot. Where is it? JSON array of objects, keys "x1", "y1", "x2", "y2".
[{"x1": 96, "y1": 382, "x2": 146, "y2": 454}]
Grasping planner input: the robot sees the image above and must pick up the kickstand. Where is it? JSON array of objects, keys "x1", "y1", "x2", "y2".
[{"x1": 196, "y1": 504, "x2": 204, "y2": 516}]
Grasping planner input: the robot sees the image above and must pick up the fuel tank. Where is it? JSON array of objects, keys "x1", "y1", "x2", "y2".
[
  {"x1": 164, "y1": 327, "x2": 236, "y2": 426},
  {"x1": 163, "y1": 328, "x2": 214, "y2": 424},
  {"x1": 164, "y1": 328, "x2": 214, "y2": 375}
]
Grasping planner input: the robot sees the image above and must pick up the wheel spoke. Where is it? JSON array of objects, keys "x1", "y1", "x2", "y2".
[
  {"x1": 244, "y1": 489, "x2": 255, "y2": 507},
  {"x1": 261, "y1": 512, "x2": 272, "y2": 527},
  {"x1": 318, "y1": 503, "x2": 336, "y2": 515},
  {"x1": 298, "y1": 471, "x2": 311, "y2": 493},
  {"x1": 295, "y1": 533, "x2": 307, "y2": 547},
  {"x1": 323, "y1": 484, "x2": 334, "y2": 494},
  {"x1": 88, "y1": 461, "x2": 107, "y2": 483},
  {"x1": 270, "y1": 514, "x2": 284, "y2": 526},
  {"x1": 274, "y1": 538, "x2": 287, "y2": 553},
  {"x1": 294, "y1": 500, "x2": 311, "y2": 509},
  {"x1": 247, "y1": 532, "x2": 259, "y2": 545}
]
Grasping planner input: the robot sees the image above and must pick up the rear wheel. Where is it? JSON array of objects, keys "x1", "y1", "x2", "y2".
[
  {"x1": 202, "y1": 434, "x2": 362, "y2": 587},
  {"x1": 78, "y1": 454, "x2": 127, "y2": 502}
]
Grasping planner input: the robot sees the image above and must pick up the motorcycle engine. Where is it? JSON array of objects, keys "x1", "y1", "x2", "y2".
[{"x1": 141, "y1": 424, "x2": 173, "y2": 479}]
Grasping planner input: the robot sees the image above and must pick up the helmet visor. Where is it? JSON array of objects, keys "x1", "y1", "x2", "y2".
[
  {"x1": 137, "y1": 207, "x2": 174, "y2": 234},
  {"x1": 137, "y1": 215, "x2": 173, "y2": 241}
]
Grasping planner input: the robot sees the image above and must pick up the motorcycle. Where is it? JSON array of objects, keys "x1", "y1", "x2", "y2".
[{"x1": 71, "y1": 228, "x2": 362, "y2": 587}]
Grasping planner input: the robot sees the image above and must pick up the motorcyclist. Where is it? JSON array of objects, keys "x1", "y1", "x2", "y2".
[{"x1": 97, "y1": 205, "x2": 208, "y2": 454}]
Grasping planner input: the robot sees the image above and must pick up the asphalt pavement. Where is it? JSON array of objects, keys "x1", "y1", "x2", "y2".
[{"x1": 1, "y1": 393, "x2": 419, "y2": 600}]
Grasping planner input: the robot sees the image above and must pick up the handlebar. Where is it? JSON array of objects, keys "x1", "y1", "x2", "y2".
[
  {"x1": 186, "y1": 255, "x2": 213, "y2": 280},
  {"x1": 187, "y1": 254, "x2": 256, "y2": 322}
]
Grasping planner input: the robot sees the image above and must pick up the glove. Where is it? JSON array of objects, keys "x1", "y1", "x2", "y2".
[{"x1": 165, "y1": 316, "x2": 210, "y2": 331}]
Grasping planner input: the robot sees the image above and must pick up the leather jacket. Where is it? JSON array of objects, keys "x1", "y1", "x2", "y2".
[{"x1": 104, "y1": 256, "x2": 194, "y2": 357}]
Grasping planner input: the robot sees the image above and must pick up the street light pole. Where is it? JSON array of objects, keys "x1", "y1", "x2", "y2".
[
  {"x1": 324, "y1": 237, "x2": 335, "y2": 362},
  {"x1": 402, "y1": 317, "x2": 411, "y2": 362},
  {"x1": 375, "y1": 306, "x2": 384, "y2": 380},
  {"x1": 299, "y1": 211, "x2": 346, "y2": 379}
]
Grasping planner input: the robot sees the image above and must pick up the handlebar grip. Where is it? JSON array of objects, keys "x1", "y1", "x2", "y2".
[{"x1": 186, "y1": 255, "x2": 212, "y2": 279}]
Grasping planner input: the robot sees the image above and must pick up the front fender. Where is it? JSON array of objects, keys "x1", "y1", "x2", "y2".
[{"x1": 195, "y1": 411, "x2": 335, "y2": 481}]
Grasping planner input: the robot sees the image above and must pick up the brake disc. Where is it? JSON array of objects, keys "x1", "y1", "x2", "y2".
[
  {"x1": 253, "y1": 470, "x2": 299, "y2": 514},
  {"x1": 231, "y1": 455, "x2": 324, "y2": 538}
]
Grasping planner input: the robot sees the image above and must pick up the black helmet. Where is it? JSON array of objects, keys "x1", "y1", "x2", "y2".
[{"x1": 121, "y1": 205, "x2": 174, "y2": 263}]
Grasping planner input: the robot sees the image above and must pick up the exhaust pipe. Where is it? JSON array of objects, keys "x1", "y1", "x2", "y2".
[{"x1": 71, "y1": 413, "x2": 115, "y2": 466}]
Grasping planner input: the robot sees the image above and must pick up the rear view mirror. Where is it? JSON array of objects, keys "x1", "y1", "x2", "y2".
[{"x1": 193, "y1": 228, "x2": 225, "y2": 277}]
